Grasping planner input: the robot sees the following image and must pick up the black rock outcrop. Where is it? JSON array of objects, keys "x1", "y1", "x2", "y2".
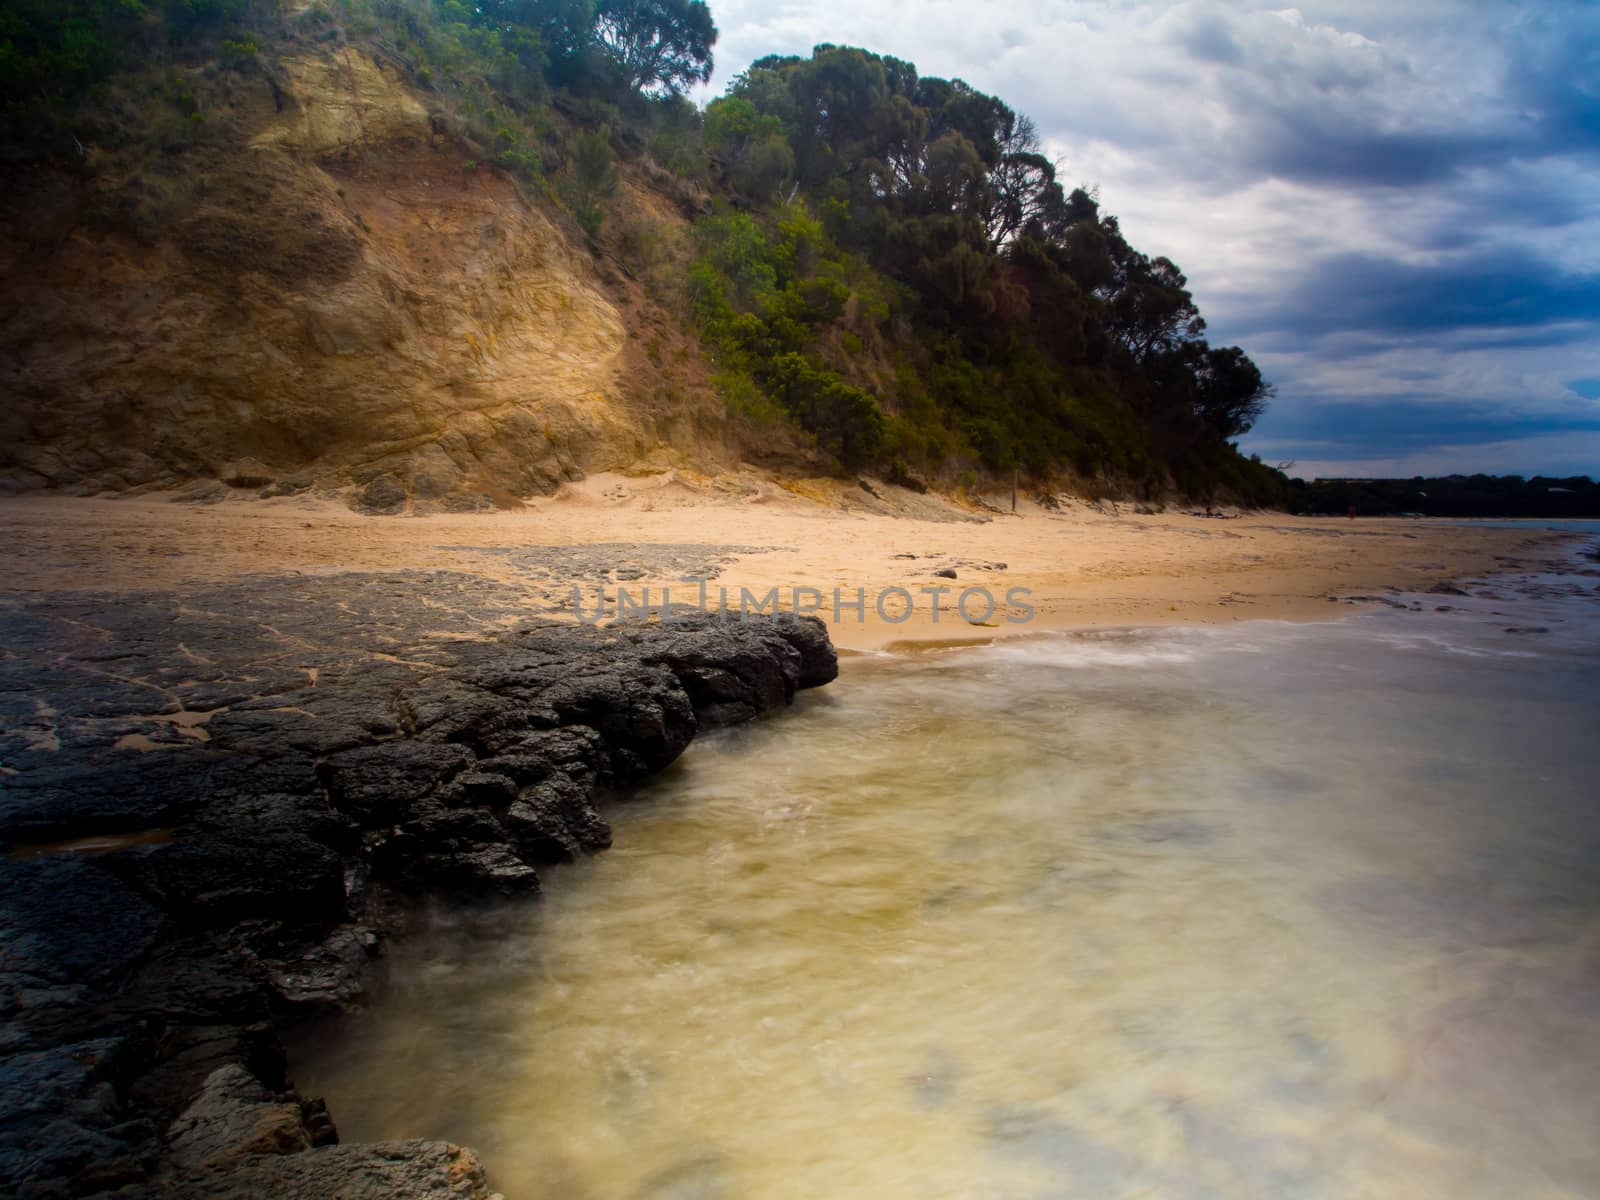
[{"x1": 0, "y1": 571, "x2": 837, "y2": 1197}]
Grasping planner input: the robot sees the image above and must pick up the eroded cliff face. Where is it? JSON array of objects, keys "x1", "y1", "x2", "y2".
[{"x1": 0, "y1": 43, "x2": 732, "y2": 512}]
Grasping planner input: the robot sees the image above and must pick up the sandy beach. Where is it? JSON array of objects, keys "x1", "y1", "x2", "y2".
[{"x1": 0, "y1": 472, "x2": 1572, "y2": 652}]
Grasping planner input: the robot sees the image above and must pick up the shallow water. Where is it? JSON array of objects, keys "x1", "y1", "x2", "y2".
[{"x1": 299, "y1": 541, "x2": 1600, "y2": 1199}]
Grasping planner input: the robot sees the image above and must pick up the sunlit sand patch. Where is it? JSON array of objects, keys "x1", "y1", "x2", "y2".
[{"x1": 110, "y1": 707, "x2": 223, "y2": 750}]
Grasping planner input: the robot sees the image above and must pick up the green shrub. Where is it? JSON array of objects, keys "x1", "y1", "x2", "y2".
[
  {"x1": 496, "y1": 146, "x2": 541, "y2": 179},
  {"x1": 219, "y1": 35, "x2": 259, "y2": 68},
  {"x1": 565, "y1": 128, "x2": 618, "y2": 237}
]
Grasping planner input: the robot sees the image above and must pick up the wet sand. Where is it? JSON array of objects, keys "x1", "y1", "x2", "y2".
[{"x1": 0, "y1": 474, "x2": 1571, "y2": 651}]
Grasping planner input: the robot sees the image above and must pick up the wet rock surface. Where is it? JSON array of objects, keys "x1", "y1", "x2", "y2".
[{"x1": 0, "y1": 570, "x2": 837, "y2": 1197}]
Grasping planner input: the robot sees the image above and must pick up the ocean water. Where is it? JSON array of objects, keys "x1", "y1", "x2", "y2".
[
  {"x1": 1426, "y1": 519, "x2": 1600, "y2": 533},
  {"x1": 298, "y1": 537, "x2": 1600, "y2": 1200}
]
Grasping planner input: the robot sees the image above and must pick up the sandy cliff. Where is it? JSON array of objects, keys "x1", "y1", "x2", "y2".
[{"x1": 0, "y1": 40, "x2": 735, "y2": 512}]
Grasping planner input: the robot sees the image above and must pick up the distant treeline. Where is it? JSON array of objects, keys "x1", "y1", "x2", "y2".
[{"x1": 1287, "y1": 475, "x2": 1600, "y2": 518}]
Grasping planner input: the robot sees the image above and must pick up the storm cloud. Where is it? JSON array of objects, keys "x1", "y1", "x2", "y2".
[{"x1": 703, "y1": 0, "x2": 1600, "y2": 478}]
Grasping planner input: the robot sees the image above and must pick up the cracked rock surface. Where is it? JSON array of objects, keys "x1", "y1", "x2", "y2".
[{"x1": 0, "y1": 570, "x2": 836, "y2": 1197}]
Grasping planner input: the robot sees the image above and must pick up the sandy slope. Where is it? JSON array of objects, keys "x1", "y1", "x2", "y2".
[{"x1": 0, "y1": 473, "x2": 1570, "y2": 651}]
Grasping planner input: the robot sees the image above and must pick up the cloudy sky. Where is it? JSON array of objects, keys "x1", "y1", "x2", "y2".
[{"x1": 699, "y1": 1, "x2": 1600, "y2": 480}]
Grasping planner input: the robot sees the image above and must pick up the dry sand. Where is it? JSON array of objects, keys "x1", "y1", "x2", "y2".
[{"x1": 0, "y1": 472, "x2": 1574, "y2": 652}]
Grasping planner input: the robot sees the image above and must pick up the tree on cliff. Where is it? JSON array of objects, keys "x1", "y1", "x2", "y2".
[
  {"x1": 1106, "y1": 253, "x2": 1205, "y2": 363},
  {"x1": 687, "y1": 44, "x2": 1285, "y2": 502},
  {"x1": 568, "y1": 128, "x2": 620, "y2": 236},
  {"x1": 593, "y1": 0, "x2": 716, "y2": 95},
  {"x1": 1190, "y1": 344, "x2": 1274, "y2": 440},
  {"x1": 460, "y1": 0, "x2": 714, "y2": 98},
  {"x1": 474, "y1": 0, "x2": 594, "y2": 81},
  {"x1": 704, "y1": 96, "x2": 795, "y2": 200}
]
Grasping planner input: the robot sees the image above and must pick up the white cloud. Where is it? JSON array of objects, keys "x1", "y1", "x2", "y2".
[{"x1": 702, "y1": 1, "x2": 1600, "y2": 477}]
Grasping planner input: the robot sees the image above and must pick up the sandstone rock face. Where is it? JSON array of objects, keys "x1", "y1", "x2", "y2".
[
  {"x1": 250, "y1": 52, "x2": 433, "y2": 157},
  {"x1": 0, "y1": 45, "x2": 721, "y2": 509}
]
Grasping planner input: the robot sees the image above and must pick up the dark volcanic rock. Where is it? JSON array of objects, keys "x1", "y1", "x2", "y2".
[
  {"x1": 0, "y1": 1037, "x2": 157, "y2": 1198},
  {"x1": 409, "y1": 845, "x2": 542, "y2": 896},
  {"x1": 443, "y1": 770, "x2": 522, "y2": 810},
  {"x1": 1, "y1": 755, "x2": 239, "y2": 847},
  {"x1": 503, "y1": 775, "x2": 612, "y2": 862},
  {"x1": 116, "y1": 937, "x2": 272, "y2": 1027},
  {"x1": 0, "y1": 858, "x2": 165, "y2": 993},
  {"x1": 126, "y1": 1025, "x2": 287, "y2": 1119},
  {"x1": 320, "y1": 742, "x2": 476, "y2": 825},
  {"x1": 362, "y1": 799, "x2": 539, "y2": 896},
  {"x1": 772, "y1": 614, "x2": 840, "y2": 690},
  {"x1": 0, "y1": 569, "x2": 837, "y2": 1197},
  {"x1": 104, "y1": 830, "x2": 347, "y2": 929},
  {"x1": 207, "y1": 706, "x2": 381, "y2": 757},
  {"x1": 196, "y1": 789, "x2": 355, "y2": 856},
  {"x1": 628, "y1": 614, "x2": 799, "y2": 726},
  {"x1": 491, "y1": 648, "x2": 696, "y2": 780},
  {"x1": 0, "y1": 753, "x2": 327, "y2": 852},
  {"x1": 478, "y1": 726, "x2": 607, "y2": 788},
  {"x1": 262, "y1": 927, "x2": 378, "y2": 1010}
]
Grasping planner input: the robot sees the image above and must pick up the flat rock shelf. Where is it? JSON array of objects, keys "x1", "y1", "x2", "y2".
[{"x1": 0, "y1": 571, "x2": 837, "y2": 1198}]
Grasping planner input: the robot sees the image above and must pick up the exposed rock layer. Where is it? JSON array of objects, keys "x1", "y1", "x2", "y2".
[{"x1": 0, "y1": 41, "x2": 733, "y2": 510}]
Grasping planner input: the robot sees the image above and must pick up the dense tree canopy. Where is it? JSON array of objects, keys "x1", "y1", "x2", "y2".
[{"x1": 692, "y1": 44, "x2": 1280, "y2": 500}]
